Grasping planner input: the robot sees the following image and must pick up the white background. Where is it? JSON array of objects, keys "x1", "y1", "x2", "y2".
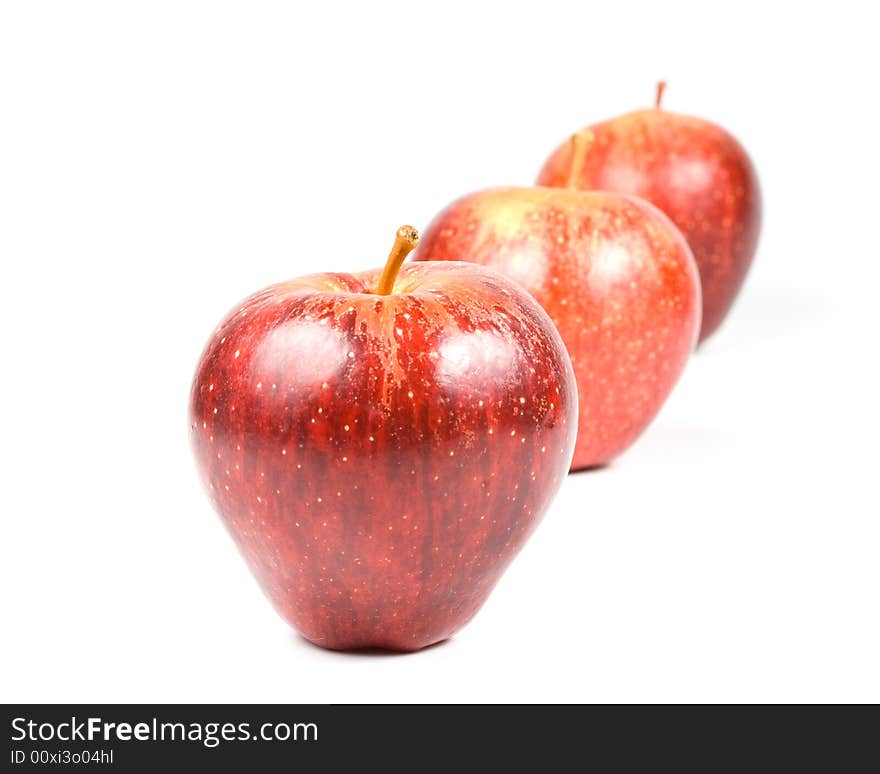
[{"x1": 2, "y1": 1, "x2": 878, "y2": 703}]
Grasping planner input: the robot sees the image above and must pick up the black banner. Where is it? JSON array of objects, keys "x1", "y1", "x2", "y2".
[{"x1": 3, "y1": 704, "x2": 877, "y2": 769}]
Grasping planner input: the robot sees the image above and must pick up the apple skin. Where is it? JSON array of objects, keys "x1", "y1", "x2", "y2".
[
  {"x1": 415, "y1": 188, "x2": 701, "y2": 470},
  {"x1": 537, "y1": 108, "x2": 761, "y2": 342},
  {"x1": 190, "y1": 261, "x2": 577, "y2": 651}
]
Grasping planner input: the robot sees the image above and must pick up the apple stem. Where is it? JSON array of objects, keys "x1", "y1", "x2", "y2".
[
  {"x1": 566, "y1": 130, "x2": 593, "y2": 189},
  {"x1": 375, "y1": 225, "x2": 420, "y2": 295},
  {"x1": 655, "y1": 80, "x2": 667, "y2": 109}
]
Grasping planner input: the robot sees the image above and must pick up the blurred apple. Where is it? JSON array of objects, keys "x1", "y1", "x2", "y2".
[
  {"x1": 537, "y1": 82, "x2": 761, "y2": 342},
  {"x1": 416, "y1": 171, "x2": 701, "y2": 470}
]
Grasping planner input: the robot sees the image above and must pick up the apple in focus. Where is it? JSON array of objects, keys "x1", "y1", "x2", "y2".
[
  {"x1": 537, "y1": 82, "x2": 761, "y2": 342},
  {"x1": 189, "y1": 227, "x2": 577, "y2": 651},
  {"x1": 415, "y1": 181, "x2": 701, "y2": 470}
]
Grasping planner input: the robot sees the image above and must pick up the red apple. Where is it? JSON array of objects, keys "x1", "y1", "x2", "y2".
[
  {"x1": 415, "y1": 175, "x2": 701, "y2": 470},
  {"x1": 537, "y1": 82, "x2": 761, "y2": 342},
  {"x1": 190, "y1": 227, "x2": 577, "y2": 652}
]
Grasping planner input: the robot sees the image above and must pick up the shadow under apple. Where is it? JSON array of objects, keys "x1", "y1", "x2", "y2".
[{"x1": 291, "y1": 631, "x2": 453, "y2": 659}]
